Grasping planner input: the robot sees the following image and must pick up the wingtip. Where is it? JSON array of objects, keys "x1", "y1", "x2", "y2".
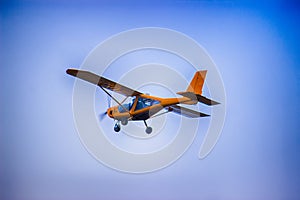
[
  {"x1": 201, "y1": 113, "x2": 210, "y2": 117},
  {"x1": 211, "y1": 100, "x2": 221, "y2": 105},
  {"x1": 66, "y1": 68, "x2": 79, "y2": 76}
]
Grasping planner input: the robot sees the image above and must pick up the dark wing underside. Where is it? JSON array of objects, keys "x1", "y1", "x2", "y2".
[
  {"x1": 177, "y1": 91, "x2": 220, "y2": 105},
  {"x1": 168, "y1": 105, "x2": 210, "y2": 118},
  {"x1": 66, "y1": 69, "x2": 142, "y2": 96}
]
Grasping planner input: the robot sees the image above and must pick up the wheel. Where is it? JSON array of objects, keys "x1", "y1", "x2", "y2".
[
  {"x1": 121, "y1": 119, "x2": 128, "y2": 126},
  {"x1": 114, "y1": 124, "x2": 121, "y2": 132},
  {"x1": 145, "y1": 127, "x2": 152, "y2": 134}
]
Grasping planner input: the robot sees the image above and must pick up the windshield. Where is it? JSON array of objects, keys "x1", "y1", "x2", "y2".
[{"x1": 118, "y1": 97, "x2": 136, "y2": 113}]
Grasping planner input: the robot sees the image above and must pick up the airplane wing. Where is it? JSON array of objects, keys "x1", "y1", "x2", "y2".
[
  {"x1": 168, "y1": 105, "x2": 210, "y2": 118},
  {"x1": 66, "y1": 68, "x2": 143, "y2": 96}
]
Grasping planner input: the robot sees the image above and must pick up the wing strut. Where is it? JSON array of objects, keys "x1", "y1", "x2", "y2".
[
  {"x1": 149, "y1": 109, "x2": 172, "y2": 119},
  {"x1": 99, "y1": 86, "x2": 129, "y2": 112}
]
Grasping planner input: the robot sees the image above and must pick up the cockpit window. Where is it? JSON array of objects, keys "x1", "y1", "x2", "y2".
[
  {"x1": 135, "y1": 97, "x2": 160, "y2": 111},
  {"x1": 118, "y1": 97, "x2": 160, "y2": 112}
]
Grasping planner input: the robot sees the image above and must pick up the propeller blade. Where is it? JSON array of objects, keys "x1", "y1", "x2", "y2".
[
  {"x1": 99, "y1": 96, "x2": 111, "y2": 122},
  {"x1": 99, "y1": 112, "x2": 107, "y2": 121},
  {"x1": 107, "y1": 96, "x2": 111, "y2": 108}
]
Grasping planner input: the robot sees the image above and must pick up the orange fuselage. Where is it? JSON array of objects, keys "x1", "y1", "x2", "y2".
[{"x1": 107, "y1": 94, "x2": 196, "y2": 121}]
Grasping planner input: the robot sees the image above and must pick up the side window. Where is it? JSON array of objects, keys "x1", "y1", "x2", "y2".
[
  {"x1": 134, "y1": 97, "x2": 160, "y2": 111},
  {"x1": 151, "y1": 100, "x2": 160, "y2": 105}
]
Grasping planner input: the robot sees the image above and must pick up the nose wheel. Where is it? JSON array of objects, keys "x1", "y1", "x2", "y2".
[
  {"x1": 114, "y1": 122, "x2": 121, "y2": 132},
  {"x1": 144, "y1": 120, "x2": 152, "y2": 134}
]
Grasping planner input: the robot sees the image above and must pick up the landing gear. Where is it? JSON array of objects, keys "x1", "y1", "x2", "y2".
[
  {"x1": 146, "y1": 127, "x2": 152, "y2": 134},
  {"x1": 143, "y1": 120, "x2": 152, "y2": 134},
  {"x1": 114, "y1": 122, "x2": 121, "y2": 132},
  {"x1": 113, "y1": 119, "x2": 127, "y2": 132},
  {"x1": 113, "y1": 120, "x2": 152, "y2": 134},
  {"x1": 121, "y1": 119, "x2": 128, "y2": 126}
]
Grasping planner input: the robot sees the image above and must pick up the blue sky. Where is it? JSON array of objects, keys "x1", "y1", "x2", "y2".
[{"x1": 1, "y1": 1, "x2": 300, "y2": 200}]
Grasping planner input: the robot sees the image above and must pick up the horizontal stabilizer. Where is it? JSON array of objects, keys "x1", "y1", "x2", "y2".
[
  {"x1": 167, "y1": 105, "x2": 210, "y2": 118},
  {"x1": 177, "y1": 91, "x2": 220, "y2": 106}
]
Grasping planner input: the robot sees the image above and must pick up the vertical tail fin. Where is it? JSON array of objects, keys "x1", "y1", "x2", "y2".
[
  {"x1": 186, "y1": 70, "x2": 207, "y2": 95},
  {"x1": 177, "y1": 70, "x2": 220, "y2": 105}
]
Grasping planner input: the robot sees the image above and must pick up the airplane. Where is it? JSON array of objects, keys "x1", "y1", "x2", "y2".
[{"x1": 66, "y1": 68, "x2": 220, "y2": 134}]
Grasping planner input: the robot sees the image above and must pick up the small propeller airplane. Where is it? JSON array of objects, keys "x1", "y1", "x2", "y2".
[{"x1": 66, "y1": 68, "x2": 220, "y2": 134}]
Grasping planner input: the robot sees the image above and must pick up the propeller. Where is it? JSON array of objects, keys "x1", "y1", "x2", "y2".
[
  {"x1": 98, "y1": 96, "x2": 112, "y2": 121},
  {"x1": 99, "y1": 112, "x2": 107, "y2": 121},
  {"x1": 107, "y1": 95, "x2": 111, "y2": 107}
]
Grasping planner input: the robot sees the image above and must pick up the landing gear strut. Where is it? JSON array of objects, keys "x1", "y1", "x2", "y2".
[
  {"x1": 144, "y1": 120, "x2": 152, "y2": 134},
  {"x1": 121, "y1": 119, "x2": 128, "y2": 126}
]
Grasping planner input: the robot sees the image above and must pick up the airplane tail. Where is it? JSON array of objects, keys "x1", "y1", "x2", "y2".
[
  {"x1": 186, "y1": 70, "x2": 207, "y2": 95},
  {"x1": 177, "y1": 70, "x2": 220, "y2": 106}
]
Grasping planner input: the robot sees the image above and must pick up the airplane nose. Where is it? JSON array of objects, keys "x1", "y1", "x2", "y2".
[{"x1": 107, "y1": 108, "x2": 113, "y2": 118}]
